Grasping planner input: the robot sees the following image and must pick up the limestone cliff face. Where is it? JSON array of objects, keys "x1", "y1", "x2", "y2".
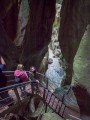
[
  {"x1": 0, "y1": 0, "x2": 56, "y2": 70},
  {"x1": 0, "y1": 0, "x2": 19, "y2": 69},
  {"x1": 0, "y1": 20, "x2": 19, "y2": 69},
  {"x1": 0, "y1": 0, "x2": 18, "y2": 40},
  {"x1": 0, "y1": 0, "x2": 90, "y2": 118},
  {"x1": 21, "y1": 0, "x2": 56, "y2": 69},
  {"x1": 58, "y1": 0, "x2": 90, "y2": 86},
  {"x1": 14, "y1": 0, "x2": 29, "y2": 46},
  {"x1": 58, "y1": 0, "x2": 90, "y2": 117},
  {"x1": 73, "y1": 25, "x2": 90, "y2": 88}
]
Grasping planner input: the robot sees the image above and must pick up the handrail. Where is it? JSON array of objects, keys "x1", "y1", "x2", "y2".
[
  {"x1": 2, "y1": 71, "x2": 72, "y2": 100},
  {"x1": 0, "y1": 81, "x2": 32, "y2": 91},
  {"x1": 2, "y1": 71, "x2": 69, "y2": 98},
  {"x1": 3, "y1": 71, "x2": 59, "y2": 84},
  {"x1": 39, "y1": 83, "x2": 79, "y2": 114},
  {"x1": 0, "y1": 77, "x2": 75, "y2": 115},
  {"x1": 0, "y1": 74, "x2": 80, "y2": 120},
  {"x1": 2, "y1": 71, "x2": 15, "y2": 73},
  {"x1": 3, "y1": 71, "x2": 59, "y2": 89},
  {"x1": 68, "y1": 114, "x2": 81, "y2": 120}
]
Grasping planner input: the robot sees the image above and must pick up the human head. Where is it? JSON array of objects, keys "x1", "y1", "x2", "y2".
[
  {"x1": 17, "y1": 64, "x2": 24, "y2": 70},
  {"x1": 30, "y1": 66, "x2": 36, "y2": 73}
]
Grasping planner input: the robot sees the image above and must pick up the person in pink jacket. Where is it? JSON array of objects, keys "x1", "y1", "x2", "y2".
[
  {"x1": 14, "y1": 64, "x2": 28, "y2": 95},
  {"x1": 14, "y1": 64, "x2": 28, "y2": 82}
]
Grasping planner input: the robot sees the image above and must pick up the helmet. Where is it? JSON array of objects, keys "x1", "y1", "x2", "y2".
[{"x1": 30, "y1": 66, "x2": 36, "y2": 72}]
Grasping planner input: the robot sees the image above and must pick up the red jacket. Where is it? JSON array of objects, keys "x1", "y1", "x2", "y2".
[{"x1": 14, "y1": 70, "x2": 28, "y2": 81}]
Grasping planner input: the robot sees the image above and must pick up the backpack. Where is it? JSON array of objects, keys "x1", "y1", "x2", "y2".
[
  {"x1": 29, "y1": 72, "x2": 36, "y2": 82},
  {"x1": 15, "y1": 76, "x2": 21, "y2": 83}
]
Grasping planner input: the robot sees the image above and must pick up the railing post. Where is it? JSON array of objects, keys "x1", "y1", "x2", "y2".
[
  {"x1": 46, "y1": 78, "x2": 48, "y2": 89},
  {"x1": 44, "y1": 77, "x2": 48, "y2": 113},
  {"x1": 45, "y1": 103, "x2": 47, "y2": 113},
  {"x1": 14, "y1": 87, "x2": 21, "y2": 105},
  {"x1": 43, "y1": 88, "x2": 45, "y2": 101}
]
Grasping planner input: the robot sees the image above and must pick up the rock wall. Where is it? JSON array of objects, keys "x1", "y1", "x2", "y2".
[
  {"x1": 58, "y1": 0, "x2": 90, "y2": 86},
  {"x1": 0, "y1": 20, "x2": 19, "y2": 69},
  {"x1": 0, "y1": 0, "x2": 19, "y2": 40},
  {"x1": 0, "y1": 0, "x2": 19, "y2": 69},
  {"x1": 58, "y1": 0, "x2": 90, "y2": 117},
  {"x1": 21, "y1": 0, "x2": 56, "y2": 69},
  {"x1": 14, "y1": 0, "x2": 29, "y2": 46}
]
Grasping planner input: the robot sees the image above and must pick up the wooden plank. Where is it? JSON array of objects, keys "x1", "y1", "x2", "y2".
[
  {"x1": 56, "y1": 101, "x2": 62, "y2": 113},
  {"x1": 48, "y1": 93, "x2": 53, "y2": 105},
  {"x1": 52, "y1": 98, "x2": 58, "y2": 110},
  {"x1": 59, "y1": 104, "x2": 65, "y2": 116},
  {"x1": 46, "y1": 92, "x2": 52, "y2": 104},
  {"x1": 0, "y1": 96, "x2": 30, "y2": 117},
  {"x1": 49, "y1": 95, "x2": 55, "y2": 107},
  {"x1": 63, "y1": 107, "x2": 80, "y2": 119},
  {"x1": 0, "y1": 84, "x2": 80, "y2": 119}
]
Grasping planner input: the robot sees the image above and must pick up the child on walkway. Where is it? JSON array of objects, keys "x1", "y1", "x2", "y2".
[
  {"x1": 14, "y1": 64, "x2": 28, "y2": 96},
  {"x1": 29, "y1": 66, "x2": 39, "y2": 94}
]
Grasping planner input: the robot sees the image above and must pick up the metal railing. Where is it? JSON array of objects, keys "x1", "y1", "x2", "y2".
[
  {"x1": 37, "y1": 104, "x2": 45, "y2": 120},
  {"x1": 0, "y1": 81, "x2": 32, "y2": 116},
  {"x1": 2, "y1": 71, "x2": 58, "y2": 93},
  {"x1": 2, "y1": 70, "x2": 71, "y2": 95},
  {"x1": 1, "y1": 71, "x2": 81, "y2": 120},
  {"x1": 2, "y1": 71, "x2": 77, "y2": 107}
]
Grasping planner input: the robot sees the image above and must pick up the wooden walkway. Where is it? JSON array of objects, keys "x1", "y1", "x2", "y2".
[
  {"x1": 0, "y1": 71, "x2": 81, "y2": 120},
  {"x1": 38, "y1": 86, "x2": 80, "y2": 120}
]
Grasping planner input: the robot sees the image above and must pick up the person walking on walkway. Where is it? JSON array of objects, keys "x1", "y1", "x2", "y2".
[
  {"x1": 0, "y1": 68, "x2": 13, "y2": 105},
  {"x1": 0, "y1": 55, "x2": 6, "y2": 70},
  {"x1": 29, "y1": 66, "x2": 39, "y2": 94},
  {"x1": 14, "y1": 64, "x2": 28, "y2": 96}
]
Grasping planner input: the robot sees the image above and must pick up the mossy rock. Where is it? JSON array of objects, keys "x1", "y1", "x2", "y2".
[
  {"x1": 54, "y1": 86, "x2": 70, "y2": 95},
  {"x1": 31, "y1": 107, "x2": 42, "y2": 117},
  {"x1": 42, "y1": 113, "x2": 64, "y2": 120}
]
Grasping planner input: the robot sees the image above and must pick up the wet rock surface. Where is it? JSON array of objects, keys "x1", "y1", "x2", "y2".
[
  {"x1": 46, "y1": 49, "x2": 65, "y2": 88},
  {"x1": 45, "y1": 3, "x2": 65, "y2": 88}
]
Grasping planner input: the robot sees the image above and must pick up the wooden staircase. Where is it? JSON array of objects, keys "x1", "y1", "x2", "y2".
[
  {"x1": 38, "y1": 85, "x2": 80, "y2": 120},
  {"x1": 0, "y1": 71, "x2": 81, "y2": 120}
]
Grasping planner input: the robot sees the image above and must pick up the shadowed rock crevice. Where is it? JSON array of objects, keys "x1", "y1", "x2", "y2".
[
  {"x1": 0, "y1": 0, "x2": 19, "y2": 40},
  {"x1": 21, "y1": 0, "x2": 56, "y2": 69},
  {"x1": 72, "y1": 85, "x2": 90, "y2": 117},
  {"x1": 58, "y1": 0, "x2": 90, "y2": 86},
  {"x1": 0, "y1": 0, "x2": 19, "y2": 69},
  {"x1": 0, "y1": 20, "x2": 19, "y2": 69}
]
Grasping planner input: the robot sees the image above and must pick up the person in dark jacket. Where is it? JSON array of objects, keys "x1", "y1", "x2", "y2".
[
  {"x1": 0, "y1": 55, "x2": 6, "y2": 70},
  {"x1": 0, "y1": 69, "x2": 13, "y2": 105},
  {"x1": 29, "y1": 66, "x2": 39, "y2": 94}
]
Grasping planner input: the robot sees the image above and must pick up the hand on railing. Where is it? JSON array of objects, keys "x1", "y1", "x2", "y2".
[
  {"x1": 2, "y1": 71, "x2": 58, "y2": 90},
  {"x1": 36, "y1": 80, "x2": 40, "y2": 83}
]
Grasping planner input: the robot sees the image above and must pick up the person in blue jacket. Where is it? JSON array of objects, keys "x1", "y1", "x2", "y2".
[
  {"x1": 0, "y1": 55, "x2": 6, "y2": 70},
  {"x1": 0, "y1": 68, "x2": 10, "y2": 105},
  {"x1": 0, "y1": 55, "x2": 13, "y2": 105}
]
